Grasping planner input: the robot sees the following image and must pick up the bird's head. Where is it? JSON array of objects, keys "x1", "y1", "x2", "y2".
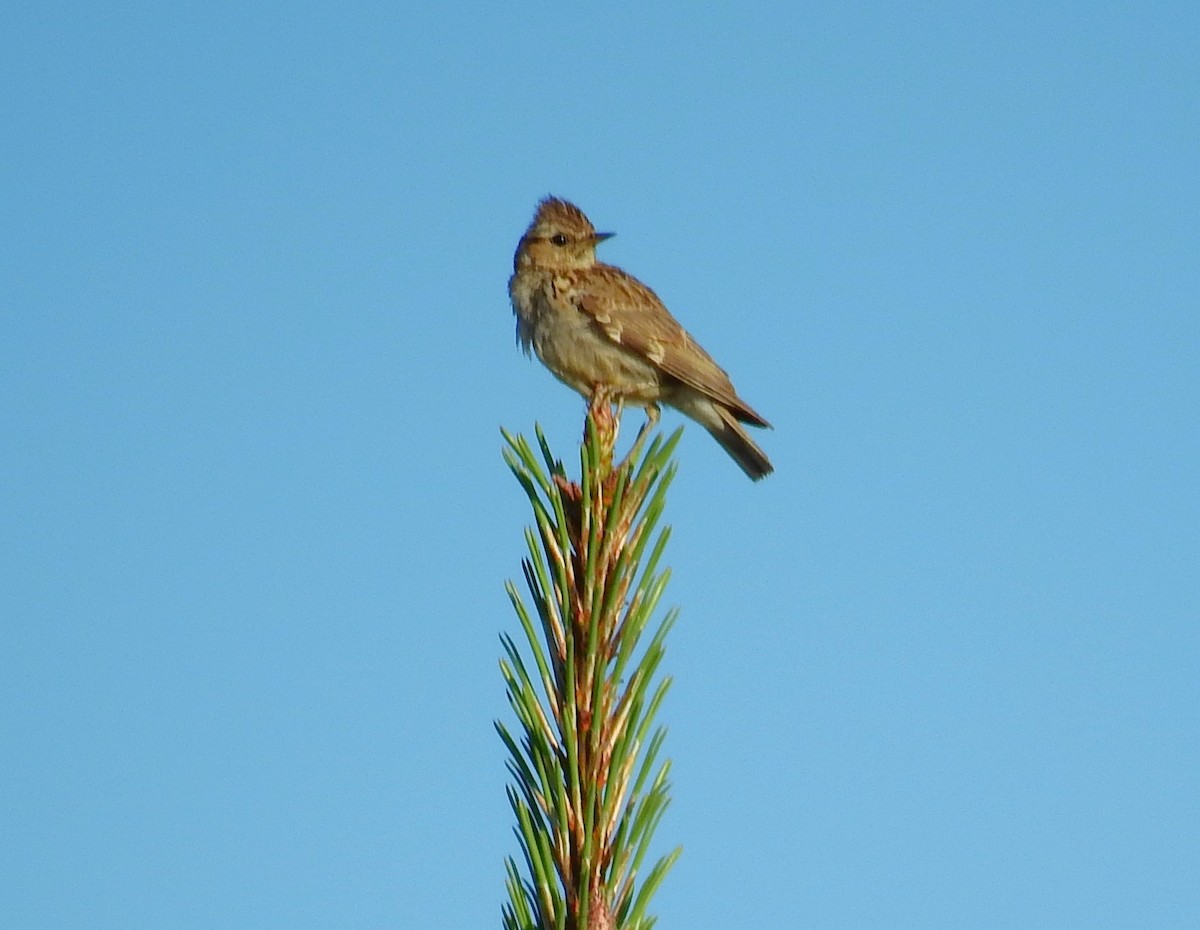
[{"x1": 513, "y1": 196, "x2": 614, "y2": 271}]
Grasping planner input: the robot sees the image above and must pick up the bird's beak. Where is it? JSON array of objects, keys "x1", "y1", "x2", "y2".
[{"x1": 592, "y1": 232, "x2": 615, "y2": 244}]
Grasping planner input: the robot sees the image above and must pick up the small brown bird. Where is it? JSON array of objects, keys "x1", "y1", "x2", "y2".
[{"x1": 509, "y1": 197, "x2": 773, "y2": 480}]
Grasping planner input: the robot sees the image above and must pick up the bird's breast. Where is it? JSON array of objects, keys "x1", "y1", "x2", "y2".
[{"x1": 512, "y1": 274, "x2": 662, "y2": 403}]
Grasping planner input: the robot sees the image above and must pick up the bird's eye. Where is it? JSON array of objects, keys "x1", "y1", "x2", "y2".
[{"x1": 550, "y1": 233, "x2": 569, "y2": 246}]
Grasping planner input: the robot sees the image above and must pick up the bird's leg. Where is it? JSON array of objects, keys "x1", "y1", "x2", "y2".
[
  {"x1": 637, "y1": 401, "x2": 660, "y2": 444},
  {"x1": 616, "y1": 403, "x2": 660, "y2": 475}
]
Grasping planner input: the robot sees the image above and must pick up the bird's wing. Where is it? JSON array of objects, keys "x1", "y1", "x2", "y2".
[{"x1": 575, "y1": 265, "x2": 770, "y2": 427}]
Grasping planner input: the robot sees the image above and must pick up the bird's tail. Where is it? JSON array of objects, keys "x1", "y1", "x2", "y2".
[{"x1": 706, "y1": 404, "x2": 774, "y2": 481}]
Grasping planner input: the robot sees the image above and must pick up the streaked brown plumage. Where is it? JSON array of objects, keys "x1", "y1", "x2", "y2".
[{"x1": 509, "y1": 197, "x2": 773, "y2": 480}]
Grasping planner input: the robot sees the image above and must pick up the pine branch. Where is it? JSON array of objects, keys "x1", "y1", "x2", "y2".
[{"x1": 499, "y1": 398, "x2": 682, "y2": 930}]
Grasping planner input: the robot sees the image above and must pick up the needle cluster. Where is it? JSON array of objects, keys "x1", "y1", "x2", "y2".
[{"x1": 499, "y1": 401, "x2": 682, "y2": 930}]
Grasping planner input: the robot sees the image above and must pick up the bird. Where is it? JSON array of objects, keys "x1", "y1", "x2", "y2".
[{"x1": 509, "y1": 196, "x2": 773, "y2": 480}]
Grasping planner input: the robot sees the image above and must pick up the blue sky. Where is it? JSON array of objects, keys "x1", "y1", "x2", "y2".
[{"x1": 3, "y1": 3, "x2": 1197, "y2": 927}]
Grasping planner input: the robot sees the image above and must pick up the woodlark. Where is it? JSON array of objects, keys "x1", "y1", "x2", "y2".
[{"x1": 509, "y1": 196, "x2": 773, "y2": 480}]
